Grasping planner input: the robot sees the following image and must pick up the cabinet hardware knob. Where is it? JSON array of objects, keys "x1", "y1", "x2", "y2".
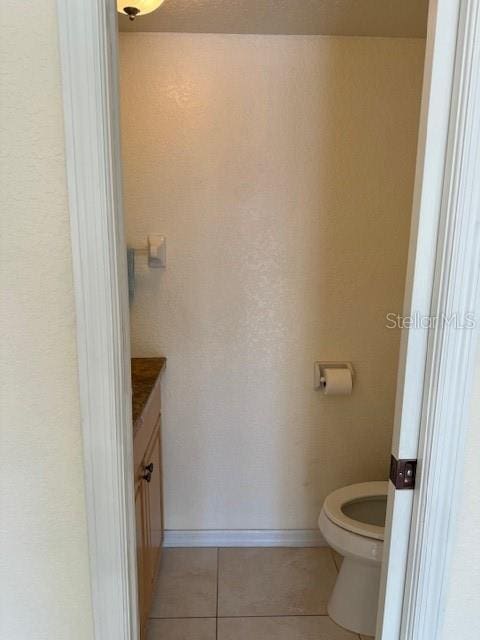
[
  {"x1": 142, "y1": 471, "x2": 152, "y2": 482},
  {"x1": 145, "y1": 463, "x2": 154, "y2": 473}
]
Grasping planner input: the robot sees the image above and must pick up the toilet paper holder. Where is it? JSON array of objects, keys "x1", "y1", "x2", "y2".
[{"x1": 314, "y1": 361, "x2": 355, "y2": 390}]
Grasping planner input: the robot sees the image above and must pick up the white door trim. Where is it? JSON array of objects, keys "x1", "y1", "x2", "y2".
[
  {"x1": 55, "y1": 1, "x2": 480, "y2": 639},
  {"x1": 56, "y1": 2, "x2": 137, "y2": 639},
  {"x1": 377, "y1": 1, "x2": 462, "y2": 636},
  {"x1": 378, "y1": 2, "x2": 480, "y2": 638},
  {"x1": 400, "y1": 0, "x2": 480, "y2": 637}
]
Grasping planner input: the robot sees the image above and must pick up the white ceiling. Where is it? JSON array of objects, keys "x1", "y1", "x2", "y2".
[{"x1": 118, "y1": 0, "x2": 429, "y2": 37}]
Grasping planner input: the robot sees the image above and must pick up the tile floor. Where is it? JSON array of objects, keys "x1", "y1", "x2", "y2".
[{"x1": 147, "y1": 547, "x2": 374, "y2": 640}]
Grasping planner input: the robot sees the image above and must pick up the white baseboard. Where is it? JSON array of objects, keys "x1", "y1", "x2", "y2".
[{"x1": 163, "y1": 529, "x2": 326, "y2": 548}]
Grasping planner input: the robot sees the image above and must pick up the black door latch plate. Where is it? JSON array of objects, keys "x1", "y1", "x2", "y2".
[{"x1": 390, "y1": 455, "x2": 417, "y2": 490}]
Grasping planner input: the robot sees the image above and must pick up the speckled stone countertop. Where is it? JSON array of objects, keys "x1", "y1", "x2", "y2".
[{"x1": 131, "y1": 357, "x2": 166, "y2": 425}]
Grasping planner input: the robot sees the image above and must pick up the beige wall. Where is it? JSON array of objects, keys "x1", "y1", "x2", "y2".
[
  {"x1": 441, "y1": 332, "x2": 480, "y2": 637},
  {"x1": 1, "y1": 2, "x2": 476, "y2": 635},
  {"x1": 0, "y1": 2, "x2": 93, "y2": 639},
  {"x1": 120, "y1": 33, "x2": 424, "y2": 530}
]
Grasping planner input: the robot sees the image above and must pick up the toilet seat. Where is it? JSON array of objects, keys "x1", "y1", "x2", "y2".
[{"x1": 323, "y1": 481, "x2": 388, "y2": 541}]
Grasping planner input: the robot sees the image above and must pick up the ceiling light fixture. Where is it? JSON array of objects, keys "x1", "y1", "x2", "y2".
[{"x1": 117, "y1": 0, "x2": 166, "y2": 21}]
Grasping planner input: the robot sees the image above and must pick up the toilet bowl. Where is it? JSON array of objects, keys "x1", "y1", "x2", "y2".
[{"x1": 318, "y1": 481, "x2": 388, "y2": 636}]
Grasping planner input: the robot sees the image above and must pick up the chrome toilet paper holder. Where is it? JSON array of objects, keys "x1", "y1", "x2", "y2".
[{"x1": 314, "y1": 361, "x2": 355, "y2": 390}]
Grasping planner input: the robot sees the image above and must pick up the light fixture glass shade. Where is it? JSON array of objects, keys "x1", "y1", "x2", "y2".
[{"x1": 117, "y1": 0, "x2": 165, "y2": 18}]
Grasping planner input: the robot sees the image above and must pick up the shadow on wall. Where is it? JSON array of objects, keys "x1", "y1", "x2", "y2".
[{"x1": 120, "y1": 34, "x2": 425, "y2": 531}]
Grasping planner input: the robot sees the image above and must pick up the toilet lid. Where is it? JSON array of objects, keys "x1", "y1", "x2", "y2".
[{"x1": 323, "y1": 481, "x2": 388, "y2": 541}]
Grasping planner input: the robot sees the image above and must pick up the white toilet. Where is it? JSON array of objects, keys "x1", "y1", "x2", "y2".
[{"x1": 318, "y1": 481, "x2": 388, "y2": 636}]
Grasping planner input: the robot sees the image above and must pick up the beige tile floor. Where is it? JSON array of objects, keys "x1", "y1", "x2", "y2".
[{"x1": 147, "y1": 547, "x2": 374, "y2": 640}]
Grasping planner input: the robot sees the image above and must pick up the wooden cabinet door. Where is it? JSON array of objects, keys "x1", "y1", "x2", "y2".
[
  {"x1": 134, "y1": 412, "x2": 164, "y2": 634},
  {"x1": 143, "y1": 418, "x2": 164, "y2": 601},
  {"x1": 135, "y1": 479, "x2": 147, "y2": 637}
]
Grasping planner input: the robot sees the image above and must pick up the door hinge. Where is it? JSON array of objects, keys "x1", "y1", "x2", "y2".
[{"x1": 390, "y1": 455, "x2": 417, "y2": 490}]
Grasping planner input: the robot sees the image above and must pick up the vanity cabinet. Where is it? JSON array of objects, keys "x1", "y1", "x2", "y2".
[{"x1": 132, "y1": 357, "x2": 166, "y2": 638}]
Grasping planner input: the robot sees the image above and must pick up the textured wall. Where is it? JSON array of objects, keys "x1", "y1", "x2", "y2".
[
  {"x1": 0, "y1": 2, "x2": 93, "y2": 639},
  {"x1": 120, "y1": 33, "x2": 424, "y2": 530},
  {"x1": 441, "y1": 334, "x2": 480, "y2": 637}
]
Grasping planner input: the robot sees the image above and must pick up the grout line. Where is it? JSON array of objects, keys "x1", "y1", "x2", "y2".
[
  {"x1": 149, "y1": 613, "x2": 332, "y2": 620},
  {"x1": 149, "y1": 617, "x2": 217, "y2": 621},
  {"x1": 216, "y1": 614, "x2": 332, "y2": 619}
]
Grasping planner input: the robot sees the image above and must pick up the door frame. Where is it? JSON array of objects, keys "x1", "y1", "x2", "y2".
[
  {"x1": 377, "y1": 1, "x2": 480, "y2": 637},
  {"x1": 395, "y1": 1, "x2": 480, "y2": 636},
  {"x1": 56, "y1": 3, "x2": 137, "y2": 639},
  {"x1": 56, "y1": 1, "x2": 480, "y2": 639}
]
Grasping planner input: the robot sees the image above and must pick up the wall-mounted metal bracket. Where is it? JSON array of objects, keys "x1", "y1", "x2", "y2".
[
  {"x1": 131, "y1": 235, "x2": 167, "y2": 269},
  {"x1": 390, "y1": 455, "x2": 417, "y2": 490},
  {"x1": 147, "y1": 234, "x2": 166, "y2": 268}
]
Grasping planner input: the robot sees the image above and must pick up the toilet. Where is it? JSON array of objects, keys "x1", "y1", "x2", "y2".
[{"x1": 318, "y1": 481, "x2": 388, "y2": 636}]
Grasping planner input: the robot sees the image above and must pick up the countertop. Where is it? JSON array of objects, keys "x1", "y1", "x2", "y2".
[{"x1": 131, "y1": 357, "x2": 166, "y2": 425}]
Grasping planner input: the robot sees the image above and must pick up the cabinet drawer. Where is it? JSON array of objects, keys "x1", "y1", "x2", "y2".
[{"x1": 133, "y1": 376, "x2": 161, "y2": 471}]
